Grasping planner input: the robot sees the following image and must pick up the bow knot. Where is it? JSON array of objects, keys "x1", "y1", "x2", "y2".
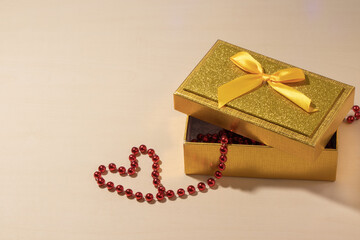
[
  {"x1": 218, "y1": 52, "x2": 318, "y2": 113},
  {"x1": 261, "y1": 73, "x2": 277, "y2": 82}
]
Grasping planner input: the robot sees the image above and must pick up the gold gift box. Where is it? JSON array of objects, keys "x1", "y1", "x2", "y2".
[
  {"x1": 184, "y1": 116, "x2": 338, "y2": 181},
  {"x1": 174, "y1": 40, "x2": 354, "y2": 161}
]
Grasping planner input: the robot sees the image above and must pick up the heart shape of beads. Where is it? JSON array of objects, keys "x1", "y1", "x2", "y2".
[{"x1": 93, "y1": 136, "x2": 229, "y2": 203}]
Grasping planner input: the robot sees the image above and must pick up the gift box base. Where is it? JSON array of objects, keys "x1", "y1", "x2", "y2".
[{"x1": 184, "y1": 116, "x2": 338, "y2": 181}]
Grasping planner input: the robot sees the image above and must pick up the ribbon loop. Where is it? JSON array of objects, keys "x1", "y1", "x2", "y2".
[
  {"x1": 230, "y1": 52, "x2": 263, "y2": 74},
  {"x1": 218, "y1": 52, "x2": 318, "y2": 113}
]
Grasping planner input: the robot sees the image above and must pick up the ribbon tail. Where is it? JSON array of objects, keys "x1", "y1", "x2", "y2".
[
  {"x1": 268, "y1": 82, "x2": 318, "y2": 113},
  {"x1": 218, "y1": 74, "x2": 263, "y2": 108}
]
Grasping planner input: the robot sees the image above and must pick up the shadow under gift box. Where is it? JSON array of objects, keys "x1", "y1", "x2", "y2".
[{"x1": 184, "y1": 116, "x2": 338, "y2": 181}]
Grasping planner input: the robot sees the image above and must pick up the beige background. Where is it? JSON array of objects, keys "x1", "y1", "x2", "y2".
[{"x1": 0, "y1": 0, "x2": 360, "y2": 239}]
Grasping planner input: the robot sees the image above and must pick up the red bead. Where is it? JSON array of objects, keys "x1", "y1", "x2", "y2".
[
  {"x1": 211, "y1": 134, "x2": 219, "y2": 142},
  {"x1": 218, "y1": 130, "x2": 226, "y2": 137},
  {"x1": 128, "y1": 167, "x2": 136, "y2": 175},
  {"x1": 187, "y1": 185, "x2": 196, "y2": 195},
  {"x1": 115, "y1": 185, "x2": 124, "y2": 193},
  {"x1": 221, "y1": 136, "x2": 228, "y2": 144},
  {"x1": 355, "y1": 112, "x2": 360, "y2": 120},
  {"x1": 131, "y1": 147, "x2": 139, "y2": 155},
  {"x1": 197, "y1": 133, "x2": 204, "y2": 141},
  {"x1": 353, "y1": 105, "x2": 360, "y2": 112},
  {"x1": 152, "y1": 154, "x2": 160, "y2": 163},
  {"x1": 156, "y1": 192, "x2": 164, "y2": 201},
  {"x1": 197, "y1": 182, "x2": 206, "y2": 192},
  {"x1": 202, "y1": 136, "x2": 209, "y2": 142},
  {"x1": 129, "y1": 154, "x2": 136, "y2": 161},
  {"x1": 215, "y1": 171, "x2": 222, "y2": 179},
  {"x1": 347, "y1": 116, "x2": 355, "y2": 123},
  {"x1": 219, "y1": 155, "x2": 227, "y2": 163},
  {"x1": 166, "y1": 190, "x2": 175, "y2": 198},
  {"x1": 118, "y1": 166, "x2": 126, "y2": 175},
  {"x1": 125, "y1": 189, "x2": 133, "y2": 197},
  {"x1": 220, "y1": 145, "x2": 228, "y2": 154},
  {"x1": 147, "y1": 148, "x2": 155, "y2": 157},
  {"x1": 151, "y1": 170, "x2": 159, "y2": 178},
  {"x1": 158, "y1": 185, "x2": 166, "y2": 193},
  {"x1": 207, "y1": 178, "x2": 216, "y2": 187},
  {"x1": 98, "y1": 165, "x2": 106, "y2": 173},
  {"x1": 97, "y1": 177, "x2": 105, "y2": 185},
  {"x1": 145, "y1": 193, "x2": 153, "y2": 202},
  {"x1": 94, "y1": 171, "x2": 101, "y2": 178},
  {"x1": 177, "y1": 188, "x2": 185, "y2": 196},
  {"x1": 139, "y1": 144, "x2": 147, "y2": 154},
  {"x1": 153, "y1": 178, "x2": 161, "y2": 187},
  {"x1": 135, "y1": 192, "x2": 143, "y2": 200},
  {"x1": 152, "y1": 163, "x2": 159, "y2": 170},
  {"x1": 218, "y1": 162, "x2": 226, "y2": 171},
  {"x1": 130, "y1": 161, "x2": 138, "y2": 169},
  {"x1": 108, "y1": 163, "x2": 117, "y2": 172},
  {"x1": 106, "y1": 181, "x2": 114, "y2": 190}
]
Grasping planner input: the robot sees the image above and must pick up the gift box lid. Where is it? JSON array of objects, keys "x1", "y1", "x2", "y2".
[{"x1": 174, "y1": 40, "x2": 354, "y2": 161}]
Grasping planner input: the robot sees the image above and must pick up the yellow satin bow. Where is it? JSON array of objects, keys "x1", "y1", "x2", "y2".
[{"x1": 218, "y1": 52, "x2": 318, "y2": 113}]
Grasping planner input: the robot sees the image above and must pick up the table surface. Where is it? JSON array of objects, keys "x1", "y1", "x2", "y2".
[{"x1": 0, "y1": 1, "x2": 359, "y2": 239}]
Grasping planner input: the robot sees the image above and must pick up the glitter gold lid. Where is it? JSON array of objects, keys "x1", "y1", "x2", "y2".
[
  {"x1": 183, "y1": 41, "x2": 343, "y2": 137},
  {"x1": 174, "y1": 40, "x2": 354, "y2": 160}
]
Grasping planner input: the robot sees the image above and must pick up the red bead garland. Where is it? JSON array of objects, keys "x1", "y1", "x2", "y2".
[
  {"x1": 207, "y1": 178, "x2": 216, "y2": 187},
  {"x1": 177, "y1": 188, "x2": 185, "y2": 197},
  {"x1": 118, "y1": 166, "x2": 126, "y2": 175},
  {"x1": 187, "y1": 185, "x2": 196, "y2": 195},
  {"x1": 94, "y1": 171, "x2": 101, "y2": 178},
  {"x1": 93, "y1": 132, "x2": 229, "y2": 203},
  {"x1": 347, "y1": 116, "x2": 355, "y2": 123},
  {"x1": 147, "y1": 149, "x2": 155, "y2": 157},
  {"x1": 128, "y1": 167, "x2": 135, "y2": 176},
  {"x1": 214, "y1": 171, "x2": 222, "y2": 179},
  {"x1": 116, "y1": 185, "x2": 124, "y2": 193},
  {"x1": 98, "y1": 165, "x2": 106, "y2": 173},
  {"x1": 94, "y1": 104, "x2": 359, "y2": 203},
  {"x1": 129, "y1": 154, "x2": 136, "y2": 161},
  {"x1": 125, "y1": 189, "x2": 133, "y2": 197},
  {"x1": 106, "y1": 181, "x2": 114, "y2": 190},
  {"x1": 139, "y1": 144, "x2": 147, "y2": 154},
  {"x1": 135, "y1": 192, "x2": 143, "y2": 200},
  {"x1": 158, "y1": 185, "x2": 166, "y2": 193},
  {"x1": 198, "y1": 182, "x2": 206, "y2": 192},
  {"x1": 97, "y1": 177, "x2": 105, "y2": 186},
  {"x1": 131, "y1": 147, "x2": 139, "y2": 155},
  {"x1": 156, "y1": 192, "x2": 164, "y2": 201},
  {"x1": 108, "y1": 163, "x2": 116, "y2": 172},
  {"x1": 353, "y1": 105, "x2": 360, "y2": 112},
  {"x1": 346, "y1": 105, "x2": 360, "y2": 124},
  {"x1": 153, "y1": 178, "x2": 160, "y2": 187},
  {"x1": 218, "y1": 162, "x2": 226, "y2": 171},
  {"x1": 145, "y1": 193, "x2": 153, "y2": 202},
  {"x1": 355, "y1": 112, "x2": 360, "y2": 120},
  {"x1": 166, "y1": 190, "x2": 175, "y2": 198}
]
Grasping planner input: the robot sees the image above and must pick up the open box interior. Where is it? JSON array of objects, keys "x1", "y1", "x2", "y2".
[{"x1": 186, "y1": 116, "x2": 337, "y2": 149}]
